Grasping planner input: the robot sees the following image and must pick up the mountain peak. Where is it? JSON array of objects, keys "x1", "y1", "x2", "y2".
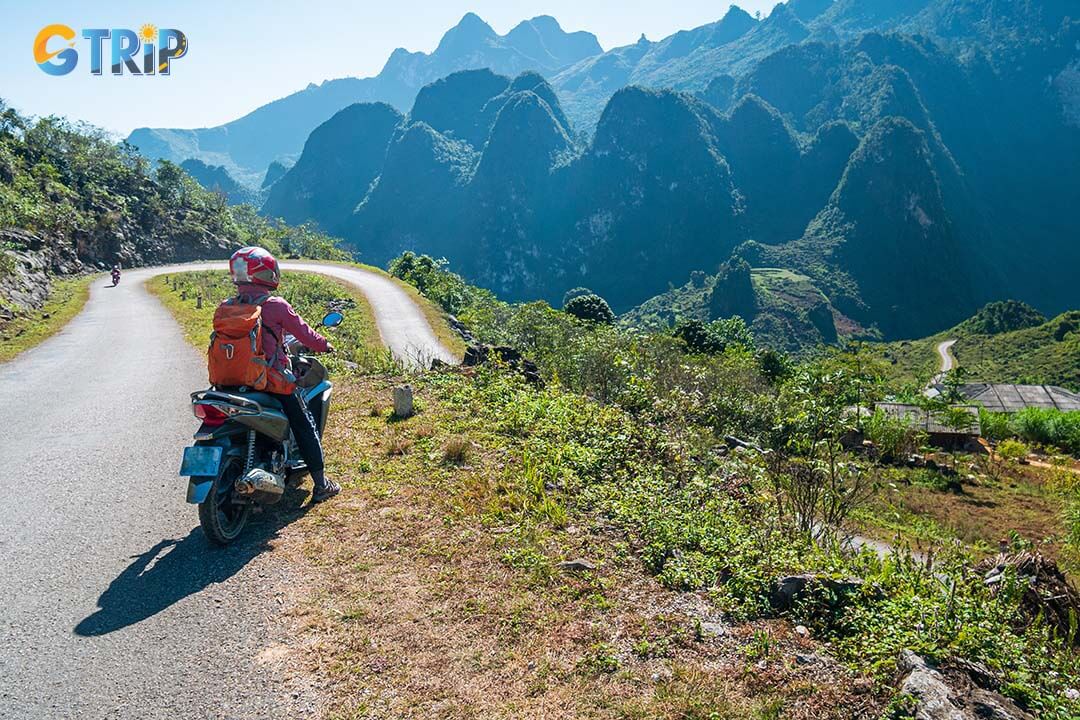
[
  {"x1": 722, "y1": 5, "x2": 756, "y2": 24},
  {"x1": 455, "y1": 12, "x2": 494, "y2": 34},
  {"x1": 436, "y1": 13, "x2": 497, "y2": 56}
]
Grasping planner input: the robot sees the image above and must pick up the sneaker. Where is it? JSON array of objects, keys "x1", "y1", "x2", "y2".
[{"x1": 311, "y1": 479, "x2": 341, "y2": 504}]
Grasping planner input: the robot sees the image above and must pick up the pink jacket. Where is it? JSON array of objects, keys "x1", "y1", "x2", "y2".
[{"x1": 236, "y1": 284, "x2": 329, "y2": 371}]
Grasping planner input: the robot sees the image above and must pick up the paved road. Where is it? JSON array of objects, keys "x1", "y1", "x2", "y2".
[
  {"x1": 936, "y1": 339, "x2": 957, "y2": 374},
  {"x1": 925, "y1": 338, "x2": 958, "y2": 394},
  {"x1": 0, "y1": 262, "x2": 455, "y2": 719},
  {"x1": 281, "y1": 262, "x2": 458, "y2": 368}
]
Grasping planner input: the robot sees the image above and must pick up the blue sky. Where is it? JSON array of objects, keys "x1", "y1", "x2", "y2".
[{"x1": 1, "y1": 1, "x2": 779, "y2": 137}]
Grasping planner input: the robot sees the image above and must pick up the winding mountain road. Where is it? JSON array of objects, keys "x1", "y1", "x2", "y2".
[
  {"x1": 0, "y1": 262, "x2": 455, "y2": 719},
  {"x1": 936, "y1": 339, "x2": 957, "y2": 374},
  {"x1": 925, "y1": 338, "x2": 958, "y2": 392}
]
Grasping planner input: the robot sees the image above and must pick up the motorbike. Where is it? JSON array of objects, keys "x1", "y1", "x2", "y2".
[
  {"x1": 179, "y1": 310, "x2": 343, "y2": 545},
  {"x1": 110, "y1": 269, "x2": 120, "y2": 286}
]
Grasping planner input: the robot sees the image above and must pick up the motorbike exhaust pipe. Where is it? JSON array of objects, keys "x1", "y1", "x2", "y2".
[{"x1": 234, "y1": 468, "x2": 286, "y2": 504}]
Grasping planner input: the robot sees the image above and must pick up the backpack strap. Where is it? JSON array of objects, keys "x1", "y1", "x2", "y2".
[{"x1": 234, "y1": 292, "x2": 280, "y2": 342}]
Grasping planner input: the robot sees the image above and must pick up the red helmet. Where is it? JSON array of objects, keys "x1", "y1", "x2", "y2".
[{"x1": 229, "y1": 246, "x2": 280, "y2": 289}]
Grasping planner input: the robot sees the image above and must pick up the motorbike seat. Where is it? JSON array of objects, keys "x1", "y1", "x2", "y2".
[
  {"x1": 236, "y1": 391, "x2": 284, "y2": 410},
  {"x1": 214, "y1": 388, "x2": 284, "y2": 411}
]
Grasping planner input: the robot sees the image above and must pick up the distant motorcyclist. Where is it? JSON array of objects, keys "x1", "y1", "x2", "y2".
[
  {"x1": 110, "y1": 264, "x2": 121, "y2": 286},
  {"x1": 227, "y1": 247, "x2": 341, "y2": 503}
]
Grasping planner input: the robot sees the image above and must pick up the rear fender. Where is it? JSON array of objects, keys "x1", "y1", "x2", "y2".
[
  {"x1": 187, "y1": 478, "x2": 213, "y2": 504},
  {"x1": 183, "y1": 438, "x2": 242, "y2": 504}
]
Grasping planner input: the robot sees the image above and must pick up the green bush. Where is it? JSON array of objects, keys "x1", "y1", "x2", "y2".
[
  {"x1": 563, "y1": 293, "x2": 615, "y2": 324},
  {"x1": 673, "y1": 317, "x2": 753, "y2": 355},
  {"x1": 979, "y1": 409, "x2": 1012, "y2": 442},
  {"x1": 1010, "y1": 407, "x2": 1080, "y2": 454},
  {"x1": 562, "y1": 286, "x2": 594, "y2": 306},
  {"x1": 864, "y1": 408, "x2": 926, "y2": 462}
]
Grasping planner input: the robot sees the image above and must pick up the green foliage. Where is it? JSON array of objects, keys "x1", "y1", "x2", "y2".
[
  {"x1": 958, "y1": 300, "x2": 1046, "y2": 335},
  {"x1": 1009, "y1": 408, "x2": 1080, "y2": 455},
  {"x1": 388, "y1": 252, "x2": 491, "y2": 316},
  {"x1": 864, "y1": 409, "x2": 926, "y2": 462},
  {"x1": 0, "y1": 100, "x2": 347, "y2": 269},
  {"x1": 561, "y1": 286, "x2": 593, "y2": 307},
  {"x1": 563, "y1": 293, "x2": 615, "y2": 324},
  {"x1": 979, "y1": 409, "x2": 1012, "y2": 442},
  {"x1": 996, "y1": 439, "x2": 1030, "y2": 463},
  {"x1": 673, "y1": 317, "x2": 753, "y2": 355}
]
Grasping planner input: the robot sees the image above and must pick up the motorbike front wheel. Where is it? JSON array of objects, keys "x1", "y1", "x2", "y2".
[{"x1": 198, "y1": 455, "x2": 250, "y2": 545}]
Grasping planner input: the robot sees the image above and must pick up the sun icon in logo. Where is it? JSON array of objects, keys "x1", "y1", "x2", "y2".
[{"x1": 139, "y1": 24, "x2": 158, "y2": 43}]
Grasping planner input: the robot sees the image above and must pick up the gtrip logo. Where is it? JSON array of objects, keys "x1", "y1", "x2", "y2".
[{"x1": 34, "y1": 24, "x2": 188, "y2": 76}]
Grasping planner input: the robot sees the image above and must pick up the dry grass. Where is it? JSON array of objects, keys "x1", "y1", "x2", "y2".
[
  {"x1": 383, "y1": 428, "x2": 413, "y2": 457},
  {"x1": 442, "y1": 435, "x2": 470, "y2": 465},
  {"x1": 276, "y1": 375, "x2": 884, "y2": 719},
  {"x1": 857, "y1": 458, "x2": 1067, "y2": 561}
]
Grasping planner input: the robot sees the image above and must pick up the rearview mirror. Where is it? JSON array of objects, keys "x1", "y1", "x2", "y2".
[{"x1": 322, "y1": 311, "x2": 344, "y2": 328}]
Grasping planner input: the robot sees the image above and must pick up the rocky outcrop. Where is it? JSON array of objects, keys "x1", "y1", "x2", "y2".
[
  {"x1": 895, "y1": 650, "x2": 1033, "y2": 720},
  {"x1": 0, "y1": 229, "x2": 84, "y2": 318}
]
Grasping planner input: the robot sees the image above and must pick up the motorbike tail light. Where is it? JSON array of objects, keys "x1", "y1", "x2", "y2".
[{"x1": 193, "y1": 403, "x2": 228, "y2": 427}]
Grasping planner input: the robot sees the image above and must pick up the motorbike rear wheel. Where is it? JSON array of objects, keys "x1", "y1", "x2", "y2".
[{"x1": 198, "y1": 455, "x2": 250, "y2": 545}]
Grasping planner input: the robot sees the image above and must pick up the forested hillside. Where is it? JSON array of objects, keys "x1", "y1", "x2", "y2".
[{"x1": 0, "y1": 101, "x2": 343, "y2": 325}]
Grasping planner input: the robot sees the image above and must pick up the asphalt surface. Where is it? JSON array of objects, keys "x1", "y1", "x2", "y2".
[
  {"x1": 281, "y1": 261, "x2": 458, "y2": 368},
  {"x1": 0, "y1": 262, "x2": 456, "y2": 718},
  {"x1": 936, "y1": 339, "x2": 957, "y2": 374}
]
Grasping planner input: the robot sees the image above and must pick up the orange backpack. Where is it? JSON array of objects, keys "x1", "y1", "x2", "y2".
[{"x1": 207, "y1": 298, "x2": 273, "y2": 390}]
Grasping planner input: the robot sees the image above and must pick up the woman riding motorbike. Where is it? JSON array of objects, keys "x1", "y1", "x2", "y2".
[{"x1": 228, "y1": 247, "x2": 341, "y2": 503}]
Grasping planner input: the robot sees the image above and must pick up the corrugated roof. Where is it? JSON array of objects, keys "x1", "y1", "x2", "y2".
[
  {"x1": 957, "y1": 384, "x2": 1080, "y2": 413},
  {"x1": 876, "y1": 402, "x2": 982, "y2": 436}
]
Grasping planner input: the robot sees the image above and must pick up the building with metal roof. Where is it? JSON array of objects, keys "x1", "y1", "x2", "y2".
[
  {"x1": 948, "y1": 384, "x2": 1080, "y2": 413},
  {"x1": 876, "y1": 402, "x2": 982, "y2": 437}
]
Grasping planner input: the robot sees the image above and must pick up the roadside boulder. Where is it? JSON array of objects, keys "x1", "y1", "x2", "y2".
[
  {"x1": 768, "y1": 573, "x2": 869, "y2": 613},
  {"x1": 895, "y1": 650, "x2": 1033, "y2": 720}
]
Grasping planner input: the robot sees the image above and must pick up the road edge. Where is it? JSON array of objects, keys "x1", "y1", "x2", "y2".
[{"x1": 0, "y1": 273, "x2": 98, "y2": 364}]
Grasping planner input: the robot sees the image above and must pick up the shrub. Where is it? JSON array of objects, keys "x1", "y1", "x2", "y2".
[
  {"x1": 442, "y1": 434, "x2": 470, "y2": 464},
  {"x1": 562, "y1": 286, "x2": 593, "y2": 307},
  {"x1": 1010, "y1": 407, "x2": 1080, "y2": 454},
  {"x1": 674, "y1": 317, "x2": 753, "y2": 355},
  {"x1": 997, "y1": 438, "x2": 1029, "y2": 463},
  {"x1": 979, "y1": 409, "x2": 1012, "y2": 442},
  {"x1": 864, "y1": 408, "x2": 926, "y2": 462},
  {"x1": 563, "y1": 293, "x2": 615, "y2": 324}
]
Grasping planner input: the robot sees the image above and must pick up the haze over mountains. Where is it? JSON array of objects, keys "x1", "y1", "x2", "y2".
[
  {"x1": 126, "y1": 15, "x2": 601, "y2": 185},
  {"x1": 132, "y1": 0, "x2": 1080, "y2": 345}
]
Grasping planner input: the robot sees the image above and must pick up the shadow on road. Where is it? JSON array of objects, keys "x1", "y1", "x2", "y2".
[{"x1": 74, "y1": 488, "x2": 311, "y2": 637}]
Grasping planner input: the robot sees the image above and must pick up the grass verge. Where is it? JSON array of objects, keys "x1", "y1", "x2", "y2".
[
  {"x1": 283, "y1": 372, "x2": 884, "y2": 719},
  {"x1": 0, "y1": 274, "x2": 96, "y2": 363}
]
